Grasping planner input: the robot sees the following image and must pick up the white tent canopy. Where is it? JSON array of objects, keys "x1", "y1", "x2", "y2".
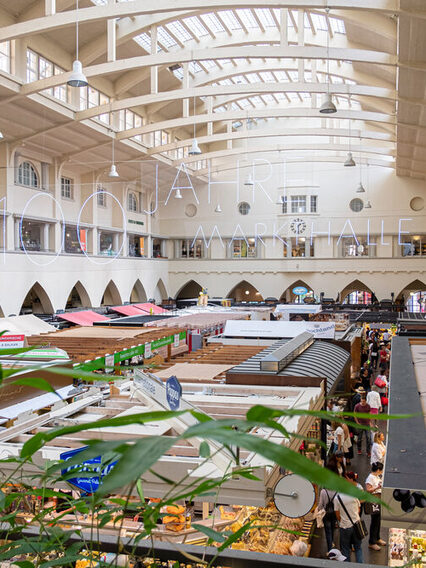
[{"x1": 0, "y1": 315, "x2": 56, "y2": 336}]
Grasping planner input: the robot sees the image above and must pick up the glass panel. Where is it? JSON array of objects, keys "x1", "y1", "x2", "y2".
[
  {"x1": 183, "y1": 16, "x2": 210, "y2": 37},
  {"x1": 201, "y1": 13, "x2": 225, "y2": 33},
  {"x1": 291, "y1": 195, "x2": 306, "y2": 213}
]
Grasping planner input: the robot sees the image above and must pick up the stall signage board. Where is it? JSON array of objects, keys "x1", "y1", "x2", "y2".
[
  {"x1": 105, "y1": 354, "x2": 115, "y2": 372},
  {"x1": 292, "y1": 286, "x2": 308, "y2": 295},
  {"x1": 173, "y1": 334, "x2": 180, "y2": 348},
  {"x1": 144, "y1": 342, "x2": 152, "y2": 358},
  {"x1": 0, "y1": 335, "x2": 25, "y2": 349},
  {"x1": 60, "y1": 446, "x2": 117, "y2": 494},
  {"x1": 166, "y1": 376, "x2": 182, "y2": 410}
]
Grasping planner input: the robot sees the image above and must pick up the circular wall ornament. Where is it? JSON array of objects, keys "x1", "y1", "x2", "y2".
[
  {"x1": 185, "y1": 203, "x2": 197, "y2": 217},
  {"x1": 238, "y1": 201, "x2": 251, "y2": 215},
  {"x1": 290, "y1": 218, "x2": 307, "y2": 234},
  {"x1": 349, "y1": 198, "x2": 364, "y2": 213},
  {"x1": 410, "y1": 197, "x2": 424, "y2": 211}
]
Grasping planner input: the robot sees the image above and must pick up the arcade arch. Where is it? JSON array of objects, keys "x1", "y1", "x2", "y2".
[
  {"x1": 227, "y1": 280, "x2": 263, "y2": 303},
  {"x1": 130, "y1": 279, "x2": 147, "y2": 303},
  {"x1": 101, "y1": 280, "x2": 122, "y2": 306},
  {"x1": 20, "y1": 282, "x2": 54, "y2": 314},
  {"x1": 65, "y1": 281, "x2": 92, "y2": 309}
]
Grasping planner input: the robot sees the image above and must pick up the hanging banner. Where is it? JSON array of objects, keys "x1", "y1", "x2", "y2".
[
  {"x1": 61, "y1": 446, "x2": 117, "y2": 494},
  {"x1": 166, "y1": 375, "x2": 182, "y2": 410},
  {"x1": 139, "y1": 237, "x2": 145, "y2": 256},
  {"x1": 0, "y1": 335, "x2": 26, "y2": 349},
  {"x1": 79, "y1": 229, "x2": 87, "y2": 252}
]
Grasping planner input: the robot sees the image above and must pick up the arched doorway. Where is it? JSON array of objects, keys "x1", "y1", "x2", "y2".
[
  {"x1": 101, "y1": 280, "x2": 122, "y2": 306},
  {"x1": 280, "y1": 280, "x2": 314, "y2": 304},
  {"x1": 153, "y1": 278, "x2": 167, "y2": 303},
  {"x1": 130, "y1": 279, "x2": 147, "y2": 303},
  {"x1": 66, "y1": 281, "x2": 91, "y2": 309},
  {"x1": 176, "y1": 280, "x2": 202, "y2": 300},
  {"x1": 227, "y1": 281, "x2": 263, "y2": 302},
  {"x1": 340, "y1": 280, "x2": 374, "y2": 305},
  {"x1": 396, "y1": 280, "x2": 426, "y2": 312},
  {"x1": 20, "y1": 282, "x2": 54, "y2": 314}
]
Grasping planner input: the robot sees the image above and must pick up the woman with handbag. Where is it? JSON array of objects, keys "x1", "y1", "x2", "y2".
[
  {"x1": 371, "y1": 432, "x2": 386, "y2": 465},
  {"x1": 335, "y1": 472, "x2": 364, "y2": 563},
  {"x1": 318, "y1": 487, "x2": 338, "y2": 552},
  {"x1": 365, "y1": 462, "x2": 385, "y2": 550}
]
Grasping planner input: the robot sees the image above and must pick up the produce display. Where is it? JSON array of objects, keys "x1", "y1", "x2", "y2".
[
  {"x1": 389, "y1": 528, "x2": 426, "y2": 567},
  {"x1": 228, "y1": 503, "x2": 307, "y2": 554}
]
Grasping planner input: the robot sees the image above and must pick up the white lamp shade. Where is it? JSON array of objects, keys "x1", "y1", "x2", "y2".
[
  {"x1": 244, "y1": 173, "x2": 254, "y2": 186},
  {"x1": 344, "y1": 152, "x2": 356, "y2": 167},
  {"x1": 356, "y1": 182, "x2": 365, "y2": 193},
  {"x1": 214, "y1": 203, "x2": 222, "y2": 213},
  {"x1": 319, "y1": 94, "x2": 337, "y2": 114},
  {"x1": 67, "y1": 60, "x2": 88, "y2": 87},
  {"x1": 188, "y1": 138, "x2": 202, "y2": 155},
  {"x1": 0, "y1": 131, "x2": 3, "y2": 139},
  {"x1": 364, "y1": 200, "x2": 372, "y2": 208},
  {"x1": 108, "y1": 164, "x2": 119, "y2": 178},
  {"x1": 174, "y1": 189, "x2": 183, "y2": 199}
]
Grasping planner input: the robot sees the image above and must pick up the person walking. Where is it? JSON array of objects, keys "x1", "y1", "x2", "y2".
[
  {"x1": 335, "y1": 472, "x2": 364, "y2": 563},
  {"x1": 331, "y1": 422, "x2": 345, "y2": 454},
  {"x1": 365, "y1": 462, "x2": 386, "y2": 551},
  {"x1": 354, "y1": 395, "x2": 372, "y2": 456},
  {"x1": 366, "y1": 386, "x2": 382, "y2": 430},
  {"x1": 369, "y1": 338, "x2": 379, "y2": 370},
  {"x1": 371, "y1": 432, "x2": 386, "y2": 465},
  {"x1": 318, "y1": 487, "x2": 338, "y2": 552}
]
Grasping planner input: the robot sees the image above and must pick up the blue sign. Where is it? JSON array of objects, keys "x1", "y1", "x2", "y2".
[
  {"x1": 60, "y1": 446, "x2": 117, "y2": 494},
  {"x1": 166, "y1": 375, "x2": 182, "y2": 410},
  {"x1": 292, "y1": 286, "x2": 308, "y2": 296}
]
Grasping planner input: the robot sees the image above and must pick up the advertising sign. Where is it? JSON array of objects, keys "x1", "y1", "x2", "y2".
[
  {"x1": 292, "y1": 286, "x2": 308, "y2": 296},
  {"x1": 60, "y1": 446, "x2": 117, "y2": 494},
  {"x1": 173, "y1": 333, "x2": 180, "y2": 348},
  {"x1": 0, "y1": 335, "x2": 25, "y2": 349},
  {"x1": 105, "y1": 354, "x2": 114, "y2": 373},
  {"x1": 166, "y1": 375, "x2": 182, "y2": 411},
  {"x1": 144, "y1": 342, "x2": 152, "y2": 358}
]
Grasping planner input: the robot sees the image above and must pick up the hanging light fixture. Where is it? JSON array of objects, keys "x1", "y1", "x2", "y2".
[
  {"x1": 108, "y1": 128, "x2": 119, "y2": 178},
  {"x1": 319, "y1": 8, "x2": 337, "y2": 114},
  {"x1": 174, "y1": 189, "x2": 183, "y2": 199},
  {"x1": 0, "y1": 131, "x2": 3, "y2": 139},
  {"x1": 214, "y1": 203, "x2": 222, "y2": 213},
  {"x1": 244, "y1": 172, "x2": 254, "y2": 186},
  {"x1": 68, "y1": 0, "x2": 88, "y2": 87},
  {"x1": 344, "y1": 103, "x2": 356, "y2": 166},
  {"x1": 364, "y1": 200, "x2": 372, "y2": 209},
  {"x1": 188, "y1": 93, "x2": 202, "y2": 155},
  {"x1": 356, "y1": 138, "x2": 365, "y2": 191}
]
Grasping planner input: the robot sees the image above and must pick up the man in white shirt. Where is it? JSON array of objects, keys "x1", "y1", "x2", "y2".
[{"x1": 335, "y1": 473, "x2": 364, "y2": 563}]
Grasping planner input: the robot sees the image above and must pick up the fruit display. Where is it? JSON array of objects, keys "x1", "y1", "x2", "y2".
[
  {"x1": 163, "y1": 505, "x2": 187, "y2": 531},
  {"x1": 389, "y1": 528, "x2": 426, "y2": 567}
]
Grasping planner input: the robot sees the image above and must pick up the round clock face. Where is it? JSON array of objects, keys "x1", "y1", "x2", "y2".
[{"x1": 290, "y1": 218, "x2": 306, "y2": 235}]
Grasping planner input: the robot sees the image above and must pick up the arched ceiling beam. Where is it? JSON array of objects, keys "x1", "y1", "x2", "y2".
[
  {"x1": 178, "y1": 142, "x2": 394, "y2": 167},
  {"x1": 146, "y1": 126, "x2": 395, "y2": 156},
  {"x1": 76, "y1": 82, "x2": 395, "y2": 121},
  {"x1": 20, "y1": 45, "x2": 396, "y2": 96},
  {"x1": 116, "y1": 108, "x2": 395, "y2": 140},
  {"x1": 0, "y1": 1, "x2": 399, "y2": 43}
]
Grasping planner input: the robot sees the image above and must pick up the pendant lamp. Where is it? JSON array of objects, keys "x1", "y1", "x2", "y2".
[
  {"x1": 356, "y1": 182, "x2": 365, "y2": 193},
  {"x1": 188, "y1": 94, "x2": 202, "y2": 155},
  {"x1": 108, "y1": 127, "x2": 119, "y2": 178},
  {"x1": 174, "y1": 189, "x2": 183, "y2": 199},
  {"x1": 244, "y1": 172, "x2": 254, "y2": 186},
  {"x1": 215, "y1": 203, "x2": 222, "y2": 213},
  {"x1": 364, "y1": 200, "x2": 372, "y2": 209},
  {"x1": 319, "y1": 9, "x2": 336, "y2": 114},
  {"x1": 344, "y1": 152, "x2": 356, "y2": 167},
  {"x1": 68, "y1": 0, "x2": 88, "y2": 87}
]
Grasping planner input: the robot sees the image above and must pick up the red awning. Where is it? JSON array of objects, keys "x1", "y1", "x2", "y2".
[
  {"x1": 110, "y1": 305, "x2": 146, "y2": 317},
  {"x1": 57, "y1": 311, "x2": 109, "y2": 326},
  {"x1": 134, "y1": 303, "x2": 168, "y2": 315}
]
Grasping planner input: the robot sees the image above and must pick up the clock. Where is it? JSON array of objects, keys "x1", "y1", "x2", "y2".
[
  {"x1": 290, "y1": 218, "x2": 307, "y2": 235},
  {"x1": 272, "y1": 474, "x2": 317, "y2": 518}
]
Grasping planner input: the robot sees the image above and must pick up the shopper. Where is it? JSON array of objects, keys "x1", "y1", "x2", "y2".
[
  {"x1": 335, "y1": 472, "x2": 364, "y2": 563},
  {"x1": 326, "y1": 451, "x2": 346, "y2": 477},
  {"x1": 318, "y1": 487, "x2": 338, "y2": 552},
  {"x1": 342, "y1": 421, "x2": 353, "y2": 466},
  {"x1": 331, "y1": 422, "x2": 345, "y2": 454},
  {"x1": 351, "y1": 386, "x2": 366, "y2": 411},
  {"x1": 378, "y1": 344, "x2": 390, "y2": 373},
  {"x1": 354, "y1": 395, "x2": 372, "y2": 456},
  {"x1": 371, "y1": 432, "x2": 386, "y2": 465},
  {"x1": 366, "y1": 386, "x2": 382, "y2": 429},
  {"x1": 365, "y1": 462, "x2": 385, "y2": 550},
  {"x1": 369, "y1": 338, "x2": 379, "y2": 369},
  {"x1": 360, "y1": 367, "x2": 371, "y2": 392},
  {"x1": 374, "y1": 374, "x2": 389, "y2": 410}
]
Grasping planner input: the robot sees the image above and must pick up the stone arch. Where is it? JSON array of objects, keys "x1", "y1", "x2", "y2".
[
  {"x1": 340, "y1": 279, "x2": 374, "y2": 304},
  {"x1": 280, "y1": 280, "x2": 314, "y2": 304},
  {"x1": 395, "y1": 279, "x2": 426, "y2": 310},
  {"x1": 130, "y1": 279, "x2": 147, "y2": 303},
  {"x1": 153, "y1": 278, "x2": 168, "y2": 303},
  {"x1": 101, "y1": 280, "x2": 122, "y2": 306},
  {"x1": 227, "y1": 280, "x2": 263, "y2": 302},
  {"x1": 176, "y1": 280, "x2": 203, "y2": 300},
  {"x1": 0, "y1": 306, "x2": 4, "y2": 318},
  {"x1": 65, "y1": 281, "x2": 92, "y2": 309},
  {"x1": 20, "y1": 282, "x2": 54, "y2": 314}
]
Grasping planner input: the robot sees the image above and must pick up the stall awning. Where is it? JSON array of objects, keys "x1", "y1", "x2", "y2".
[
  {"x1": 0, "y1": 315, "x2": 56, "y2": 336},
  {"x1": 57, "y1": 311, "x2": 109, "y2": 326},
  {"x1": 110, "y1": 305, "x2": 146, "y2": 317},
  {"x1": 134, "y1": 303, "x2": 168, "y2": 315}
]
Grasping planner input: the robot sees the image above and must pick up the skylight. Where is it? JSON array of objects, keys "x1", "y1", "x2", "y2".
[
  {"x1": 183, "y1": 16, "x2": 210, "y2": 37},
  {"x1": 310, "y1": 13, "x2": 328, "y2": 31},
  {"x1": 236, "y1": 9, "x2": 259, "y2": 29},
  {"x1": 201, "y1": 13, "x2": 226, "y2": 34},
  {"x1": 260, "y1": 71, "x2": 276, "y2": 82},
  {"x1": 218, "y1": 11, "x2": 243, "y2": 31},
  {"x1": 330, "y1": 17, "x2": 346, "y2": 34},
  {"x1": 166, "y1": 21, "x2": 193, "y2": 43},
  {"x1": 134, "y1": 32, "x2": 151, "y2": 52},
  {"x1": 255, "y1": 8, "x2": 276, "y2": 28},
  {"x1": 246, "y1": 73, "x2": 260, "y2": 83},
  {"x1": 157, "y1": 27, "x2": 178, "y2": 49}
]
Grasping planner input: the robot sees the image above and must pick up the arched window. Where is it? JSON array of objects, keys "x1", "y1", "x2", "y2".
[
  {"x1": 406, "y1": 291, "x2": 426, "y2": 313},
  {"x1": 344, "y1": 291, "x2": 372, "y2": 305},
  {"x1": 127, "y1": 192, "x2": 137, "y2": 212},
  {"x1": 18, "y1": 161, "x2": 39, "y2": 188}
]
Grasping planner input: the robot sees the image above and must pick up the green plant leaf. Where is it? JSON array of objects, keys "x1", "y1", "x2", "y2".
[
  {"x1": 192, "y1": 523, "x2": 226, "y2": 543},
  {"x1": 199, "y1": 441, "x2": 211, "y2": 458},
  {"x1": 10, "y1": 376, "x2": 57, "y2": 394},
  {"x1": 97, "y1": 436, "x2": 178, "y2": 495},
  {"x1": 217, "y1": 521, "x2": 252, "y2": 552},
  {"x1": 13, "y1": 561, "x2": 35, "y2": 568}
]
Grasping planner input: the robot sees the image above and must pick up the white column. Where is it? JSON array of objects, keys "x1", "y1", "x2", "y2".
[
  {"x1": 14, "y1": 218, "x2": 20, "y2": 250},
  {"x1": 113, "y1": 233, "x2": 119, "y2": 253},
  {"x1": 43, "y1": 223, "x2": 50, "y2": 252},
  {"x1": 45, "y1": 0, "x2": 56, "y2": 16},
  {"x1": 150, "y1": 25, "x2": 158, "y2": 94},
  {"x1": 280, "y1": 9, "x2": 288, "y2": 47},
  {"x1": 107, "y1": 19, "x2": 116, "y2": 62}
]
